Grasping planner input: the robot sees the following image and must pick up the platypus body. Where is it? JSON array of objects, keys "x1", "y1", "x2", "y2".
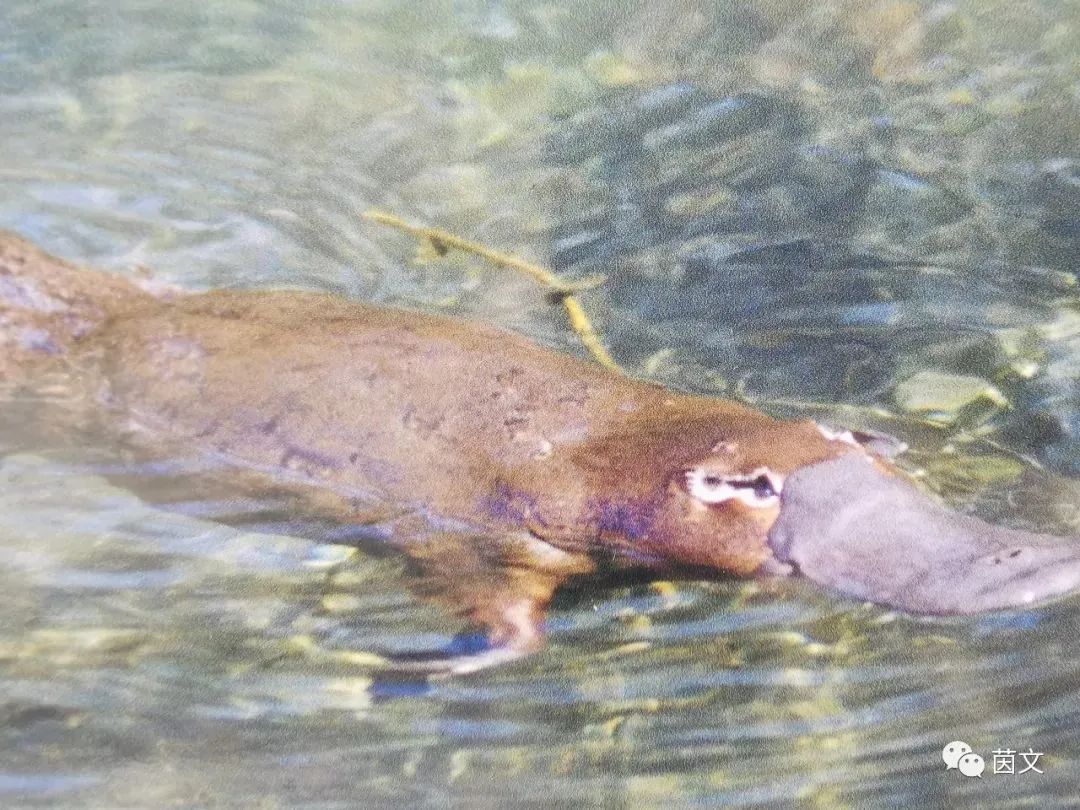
[{"x1": 3, "y1": 231, "x2": 1080, "y2": 672}]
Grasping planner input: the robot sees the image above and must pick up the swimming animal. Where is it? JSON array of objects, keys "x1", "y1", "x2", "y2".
[{"x1": 3, "y1": 230, "x2": 1079, "y2": 673}]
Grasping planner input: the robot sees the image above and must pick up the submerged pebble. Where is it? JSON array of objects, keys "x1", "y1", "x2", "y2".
[{"x1": 893, "y1": 370, "x2": 1008, "y2": 424}]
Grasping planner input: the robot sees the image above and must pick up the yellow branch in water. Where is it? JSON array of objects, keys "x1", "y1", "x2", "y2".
[
  {"x1": 560, "y1": 294, "x2": 618, "y2": 372},
  {"x1": 362, "y1": 209, "x2": 621, "y2": 373}
]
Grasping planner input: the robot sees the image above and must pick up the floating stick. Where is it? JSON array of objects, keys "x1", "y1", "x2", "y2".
[
  {"x1": 559, "y1": 293, "x2": 619, "y2": 372},
  {"x1": 363, "y1": 209, "x2": 620, "y2": 372}
]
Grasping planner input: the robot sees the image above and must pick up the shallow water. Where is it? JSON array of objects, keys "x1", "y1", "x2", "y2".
[{"x1": 1, "y1": 1, "x2": 1078, "y2": 806}]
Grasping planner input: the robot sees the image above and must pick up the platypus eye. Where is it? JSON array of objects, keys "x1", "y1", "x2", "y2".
[{"x1": 684, "y1": 467, "x2": 783, "y2": 508}]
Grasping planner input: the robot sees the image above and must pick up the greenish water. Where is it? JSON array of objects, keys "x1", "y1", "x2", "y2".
[{"x1": 1, "y1": 1, "x2": 1078, "y2": 806}]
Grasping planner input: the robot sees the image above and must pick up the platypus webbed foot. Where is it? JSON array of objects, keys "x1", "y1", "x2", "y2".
[
  {"x1": 386, "y1": 530, "x2": 596, "y2": 676},
  {"x1": 377, "y1": 630, "x2": 540, "y2": 678},
  {"x1": 768, "y1": 455, "x2": 1080, "y2": 615}
]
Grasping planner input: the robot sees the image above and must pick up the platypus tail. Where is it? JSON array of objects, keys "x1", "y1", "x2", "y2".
[{"x1": 0, "y1": 230, "x2": 157, "y2": 380}]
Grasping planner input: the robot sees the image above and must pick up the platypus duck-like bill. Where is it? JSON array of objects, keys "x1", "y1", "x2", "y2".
[
  {"x1": 1, "y1": 228, "x2": 1079, "y2": 675},
  {"x1": 768, "y1": 455, "x2": 1080, "y2": 616}
]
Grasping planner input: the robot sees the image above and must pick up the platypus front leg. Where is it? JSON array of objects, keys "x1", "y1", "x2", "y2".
[{"x1": 388, "y1": 531, "x2": 596, "y2": 676}]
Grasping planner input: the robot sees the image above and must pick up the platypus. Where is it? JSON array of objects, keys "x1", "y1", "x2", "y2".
[{"x1": 3, "y1": 230, "x2": 1080, "y2": 673}]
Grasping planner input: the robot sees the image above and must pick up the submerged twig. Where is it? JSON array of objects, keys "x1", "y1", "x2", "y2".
[
  {"x1": 363, "y1": 209, "x2": 619, "y2": 372},
  {"x1": 559, "y1": 294, "x2": 618, "y2": 372}
]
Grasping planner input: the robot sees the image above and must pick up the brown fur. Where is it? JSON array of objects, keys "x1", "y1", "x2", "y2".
[{"x1": 1, "y1": 230, "x2": 863, "y2": 666}]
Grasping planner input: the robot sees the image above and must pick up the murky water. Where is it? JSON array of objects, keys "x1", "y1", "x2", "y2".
[{"x1": 1, "y1": 1, "x2": 1078, "y2": 806}]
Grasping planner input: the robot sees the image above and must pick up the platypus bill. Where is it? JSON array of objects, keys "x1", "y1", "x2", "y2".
[{"x1": 3, "y1": 230, "x2": 1080, "y2": 675}]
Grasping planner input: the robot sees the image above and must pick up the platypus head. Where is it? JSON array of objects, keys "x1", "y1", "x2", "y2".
[
  {"x1": 617, "y1": 409, "x2": 1080, "y2": 615},
  {"x1": 638, "y1": 414, "x2": 851, "y2": 575}
]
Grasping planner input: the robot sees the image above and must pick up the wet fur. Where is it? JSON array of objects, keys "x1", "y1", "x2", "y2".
[{"x1": 1, "y1": 230, "x2": 858, "y2": 666}]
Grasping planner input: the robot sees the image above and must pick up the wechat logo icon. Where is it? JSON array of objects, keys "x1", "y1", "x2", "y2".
[{"x1": 942, "y1": 741, "x2": 972, "y2": 770}]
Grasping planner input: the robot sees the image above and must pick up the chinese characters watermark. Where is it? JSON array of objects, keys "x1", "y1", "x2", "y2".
[{"x1": 943, "y1": 741, "x2": 1045, "y2": 778}]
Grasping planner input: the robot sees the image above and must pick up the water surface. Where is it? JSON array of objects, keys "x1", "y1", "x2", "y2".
[{"x1": 1, "y1": 1, "x2": 1078, "y2": 806}]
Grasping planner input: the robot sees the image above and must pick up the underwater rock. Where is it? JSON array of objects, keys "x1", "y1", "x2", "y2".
[{"x1": 543, "y1": 73, "x2": 1078, "y2": 469}]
